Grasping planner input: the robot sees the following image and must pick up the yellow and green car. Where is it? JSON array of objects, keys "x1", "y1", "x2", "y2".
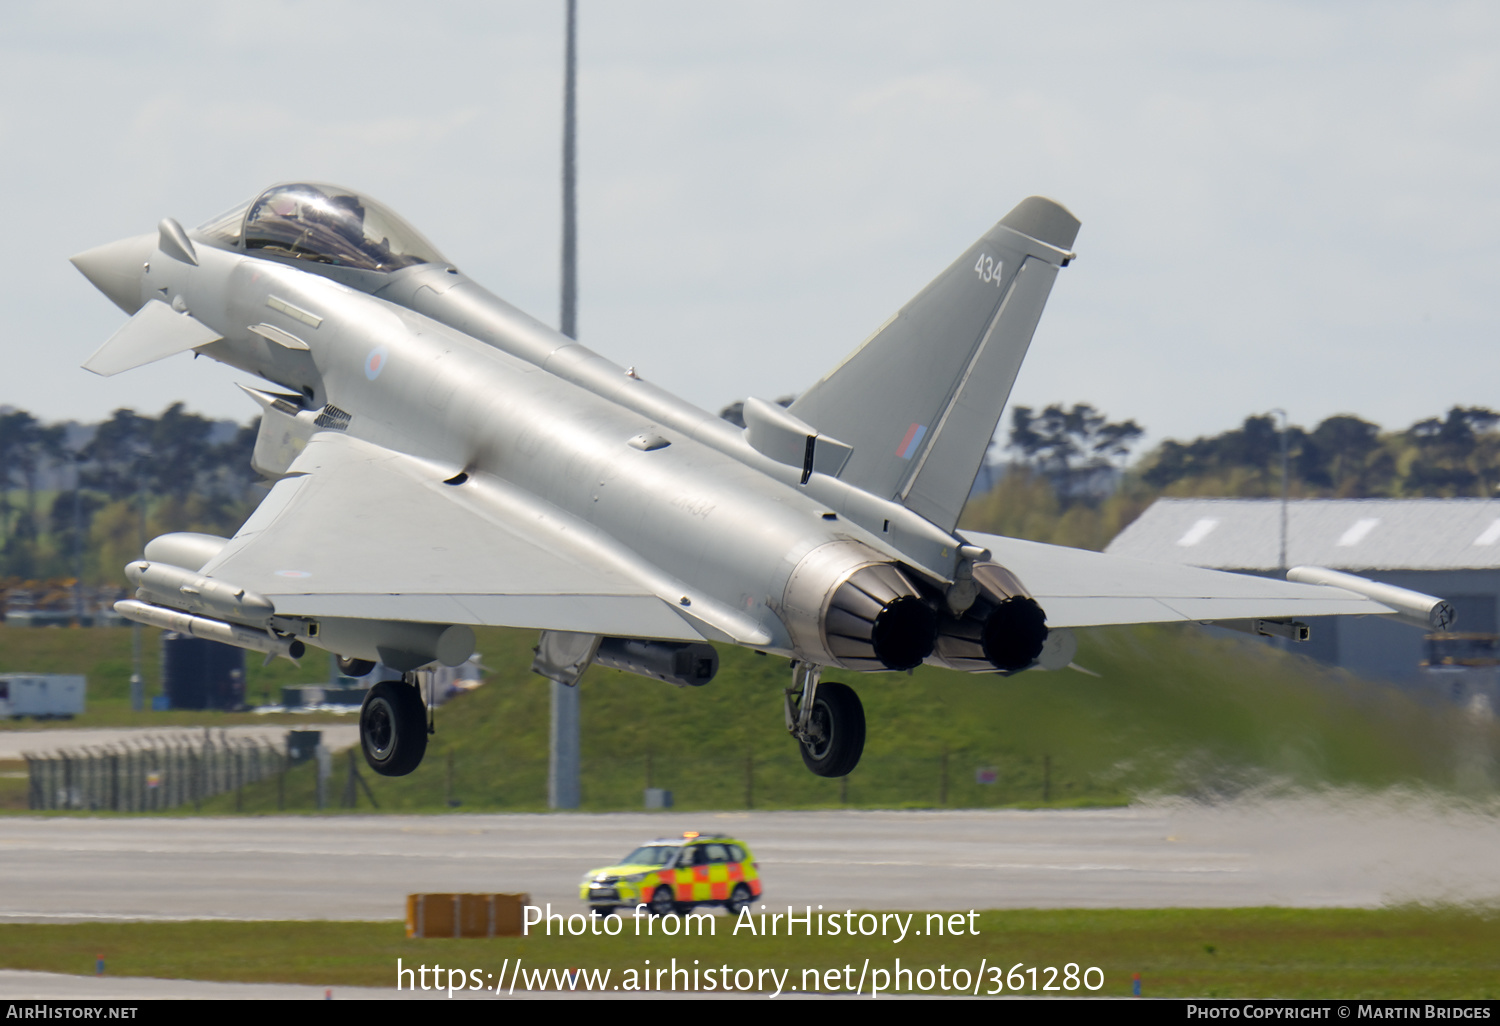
[{"x1": 580, "y1": 832, "x2": 762, "y2": 915}]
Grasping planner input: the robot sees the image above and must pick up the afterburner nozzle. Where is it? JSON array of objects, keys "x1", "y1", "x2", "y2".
[
  {"x1": 70, "y1": 232, "x2": 155, "y2": 314},
  {"x1": 780, "y1": 541, "x2": 940, "y2": 672},
  {"x1": 930, "y1": 563, "x2": 1049, "y2": 673},
  {"x1": 823, "y1": 563, "x2": 937, "y2": 672}
]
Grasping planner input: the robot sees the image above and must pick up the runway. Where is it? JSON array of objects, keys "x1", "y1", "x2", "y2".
[{"x1": 2, "y1": 795, "x2": 1497, "y2": 922}]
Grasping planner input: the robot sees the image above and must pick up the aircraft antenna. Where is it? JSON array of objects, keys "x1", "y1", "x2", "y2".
[{"x1": 550, "y1": 0, "x2": 583, "y2": 810}]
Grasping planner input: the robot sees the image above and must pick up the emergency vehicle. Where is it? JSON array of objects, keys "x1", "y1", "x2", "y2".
[{"x1": 579, "y1": 832, "x2": 761, "y2": 915}]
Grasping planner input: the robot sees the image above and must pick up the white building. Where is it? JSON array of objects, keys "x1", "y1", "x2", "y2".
[{"x1": 1105, "y1": 498, "x2": 1500, "y2": 688}]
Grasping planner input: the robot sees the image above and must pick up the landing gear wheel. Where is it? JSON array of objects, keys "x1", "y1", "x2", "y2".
[
  {"x1": 359, "y1": 680, "x2": 427, "y2": 776},
  {"x1": 648, "y1": 886, "x2": 679, "y2": 917},
  {"x1": 726, "y1": 883, "x2": 753, "y2": 914},
  {"x1": 338, "y1": 655, "x2": 377, "y2": 678},
  {"x1": 798, "y1": 681, "x2": 865, "y2": 778}
]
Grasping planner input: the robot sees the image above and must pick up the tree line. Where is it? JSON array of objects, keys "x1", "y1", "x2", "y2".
[
  {"x1": 2, "y1": 398, "x2": 1493, "y2": 586},
  {"x1": 960, "y1": 403, "x2": 1500, "y2": 551},
  {"x1": 1141, "y1": 407, "x2": 1500, "y2": 499},
  {"x1": 0, "y1": 404, "x2": 258, "y2": 584}
]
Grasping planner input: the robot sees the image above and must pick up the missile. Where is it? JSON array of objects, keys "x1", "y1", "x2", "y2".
[
  {"x1": 115, "y1": 599, "x2": 304, "y2": 661},
  {"x1": 126, "y1": 560, "x2": 274, "y2": 625}
]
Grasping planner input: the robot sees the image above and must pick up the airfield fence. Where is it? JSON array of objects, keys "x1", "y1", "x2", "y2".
[
  {"x1": 24, "y1": 734, "x2": 287, "y2": 812},
  {"x1": 574, "y1": 747, "x2": 1090, "y2": 811},
  {"x1": 20, "y1": 737, "x2": 1109, "y2": 814}
]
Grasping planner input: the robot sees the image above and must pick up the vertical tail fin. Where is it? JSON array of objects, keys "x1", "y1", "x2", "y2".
[{"x1": 788, "y1": 197, "x2": 1079, "y2": 531}]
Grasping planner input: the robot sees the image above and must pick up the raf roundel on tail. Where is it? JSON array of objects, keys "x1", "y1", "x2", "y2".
[{"x1": 71, "y1": 183, "x2": 1451, "y2": 778}]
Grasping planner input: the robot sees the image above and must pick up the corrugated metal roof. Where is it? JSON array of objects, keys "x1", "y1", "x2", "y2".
[{"x1": 1103, "y1": 498, "x2": 1500, "y2": 571}]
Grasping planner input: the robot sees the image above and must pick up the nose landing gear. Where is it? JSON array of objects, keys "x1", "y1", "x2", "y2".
[{"x1": 786, "y1": 662, "x2": 865, "y2": 777}]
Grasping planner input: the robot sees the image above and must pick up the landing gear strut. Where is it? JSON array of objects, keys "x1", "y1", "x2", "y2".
[
  {"x1": 359, "y1": 676, "x2": 428, "y2": 776},
  {"x1": 786, "y1": 663, "x2": 865, "y2": 777}
]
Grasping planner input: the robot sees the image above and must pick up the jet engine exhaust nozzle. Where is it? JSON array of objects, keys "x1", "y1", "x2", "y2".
[
  {"x1": 931, "y1": 563, "x2": 1049, "y2": 673},
  {"x1": 979, "y1": 595, "x2": 1049, "y2": 671},
  {"x1": 823, "y1": 564, "x2": 938, "y2": 672}
]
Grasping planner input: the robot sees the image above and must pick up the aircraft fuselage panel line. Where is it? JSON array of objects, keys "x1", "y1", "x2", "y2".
[{"x1": 69, "y1": 182, "x2": 1441, "y2": 780}]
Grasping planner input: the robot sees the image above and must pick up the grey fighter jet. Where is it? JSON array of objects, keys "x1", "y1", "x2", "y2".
[{"x1": 70, "y1": 184, "x2": 1452, "y2": 778}]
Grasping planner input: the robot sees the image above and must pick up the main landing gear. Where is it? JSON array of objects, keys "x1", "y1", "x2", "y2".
[
  {"x1": 785, "y1": 662, "x2": 865, "y2": 777},
  {"x1": 359, "y1": 674, "x2": 429, "y2": 776}
]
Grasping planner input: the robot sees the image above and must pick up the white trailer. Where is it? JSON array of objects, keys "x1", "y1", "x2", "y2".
[{"x1": 0, "y1": 675, "x2": 86, "y2": 719}]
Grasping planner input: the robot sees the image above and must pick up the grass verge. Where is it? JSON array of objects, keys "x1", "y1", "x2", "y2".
[
  {"x1": 1, "y1": 907, "x2": 1496, "y2": 998},
  {"x1": 5, "y1": 620, "x2": 1496, "y2": 813}
]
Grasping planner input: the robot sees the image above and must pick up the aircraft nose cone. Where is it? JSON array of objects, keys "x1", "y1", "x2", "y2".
[{"x1": 70, "y1": 232, "x2": 156, "y2": 314}]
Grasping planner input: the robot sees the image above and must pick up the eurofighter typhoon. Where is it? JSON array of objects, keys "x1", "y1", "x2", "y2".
[{"x1": 70, "y1": 185, "x2": 1453, "y2": 778}]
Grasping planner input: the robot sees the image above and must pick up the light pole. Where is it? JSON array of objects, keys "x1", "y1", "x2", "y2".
[
  {"x1": 71, "y1": 448, "x2": 84, "y2": 627},
  {"x1": 130, "y1": 458, "x2": 147, "y2": 712},
  {"x1": 550, "y1": 0, "x2": 582, "y2": 810},
  {"x1": 1273, "y1": 409, "x2": 1289, "y2": 571}
]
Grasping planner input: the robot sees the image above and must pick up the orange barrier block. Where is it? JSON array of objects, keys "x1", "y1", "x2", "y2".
[{"x1": 406, "y1": 893, "x2": 529, "y2": 938}]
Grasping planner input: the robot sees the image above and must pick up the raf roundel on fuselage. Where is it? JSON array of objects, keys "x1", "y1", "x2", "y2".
[{"x1": 196, "y1": 183, "x2": 448, "y2": 274}]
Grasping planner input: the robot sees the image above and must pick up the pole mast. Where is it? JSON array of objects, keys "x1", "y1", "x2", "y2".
[{"x1": 549, "y1": 0, "x2": 582, "y2": 810}]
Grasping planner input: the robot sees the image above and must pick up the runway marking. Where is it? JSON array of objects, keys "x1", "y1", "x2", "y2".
[
  {"x1": 0, "y1": 844, "x2": 591, "y2": 860},
  {"x1": 776, "y1": 858, "x2": 1245, "y2": 874},
  {"x1": 0, "y1": 844, "x2": 1247, "y2": 874}
]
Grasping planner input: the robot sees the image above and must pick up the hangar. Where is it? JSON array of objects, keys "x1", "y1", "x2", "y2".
[{"x1": 1105, "y1": 498, "x2": 1500, "y2": 692}]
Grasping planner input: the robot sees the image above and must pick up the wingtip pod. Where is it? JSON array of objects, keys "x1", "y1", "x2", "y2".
[
  {"x1": 1286, "y1": 565, "x2": 1456, "y2": 631},
  {"x1": 999, "y1": 196, "x2": 1081, "y2": 252}
]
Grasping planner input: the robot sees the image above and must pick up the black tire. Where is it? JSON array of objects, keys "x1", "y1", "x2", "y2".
[
  {"x1": 592, "y1": 906, "x2": 618, "y2": 917},
  {"x1": 360, "y1": 680, "x2": 427, "y2": 776},
  {"x1": 338, "y1": 656, "x2": 377, "y2": 678},
  {"x1": 798, "y1": 681, "x2": 865, "y2": 778},
  {"x1": 648, "y1": 885, "x2": 679, "y2": 917},
  {"x1": 726, "y1": 883, "x2": 753, "y2": 914}
]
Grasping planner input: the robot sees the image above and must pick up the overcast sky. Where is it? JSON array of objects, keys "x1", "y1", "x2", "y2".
[{"x1": 6, "y1": 1, "x2": 1498, "y2": 453}]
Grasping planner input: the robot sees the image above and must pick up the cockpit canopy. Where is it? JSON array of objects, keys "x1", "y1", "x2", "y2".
[{"x1": 196, "y1": 182, "x2": 447, "y2": 273}]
